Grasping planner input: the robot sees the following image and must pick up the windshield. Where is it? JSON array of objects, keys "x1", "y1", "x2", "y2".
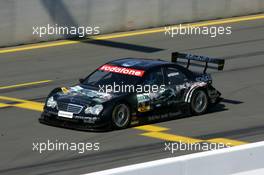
[{"x1": 83, "y1": 69, "x2": 142, "y2": 87}]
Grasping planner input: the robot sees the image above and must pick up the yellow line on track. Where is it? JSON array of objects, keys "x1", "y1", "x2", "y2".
[
  {"x1": 135, "y1": 124, "x2": 247, "y2": 146},
  {"x1": 14, "y1": 102, "x2": 44, "y2": 112},
  {"x1": 0, "y1": 80, "x2": 52, "y2": 90},
  {"x1": 0, "y1": 95, "x2": 248, "y2": 146},
  {"x1": 0, "y1": 96, "x2": 29, "y2": 103},
  {"x1": 0, "y1": 103, "x2": 11, "y2": 108},
  {"x1": 94, "y1": 14, "x2": 264, "y2": 40},
  {"x1": 135, "y1": 125, "x2": 169, "y2": 132},
  {"x1": 139, "y1": 130, "x2": 247, "y2": 146},
  {"x1": 0, "y1": 14, "x2": 263, "y2": 54},
  {"x1": 0, "y1": 41, "x2": 79, "y2": 54},
  {"x1": 134, "y1": 124, "x2": 247, "y2": 146},
  {"x1": 0, "y1": 96, "x2": 44, "y2": 112},
  {"x1": 141, "y1": 131, "x2": 203, "y2": 144},
  {"x1": 207, "y1": 138, "x2": 248, "y2": 146}
]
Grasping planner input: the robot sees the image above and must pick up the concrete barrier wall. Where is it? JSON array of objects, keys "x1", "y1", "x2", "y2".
[
  {"x1": 0, "y1": 0, "x2": 263, "y2": 47},
  {"x1": 85, "y1": 141, "x2": 264, "y2": 175}
]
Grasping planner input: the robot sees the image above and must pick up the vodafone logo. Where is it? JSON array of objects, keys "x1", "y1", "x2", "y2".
[{"x1": 99, "y1": 64, "x2": 145, "y2": 77}]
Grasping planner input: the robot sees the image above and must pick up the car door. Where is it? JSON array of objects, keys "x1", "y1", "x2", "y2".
[
  {"x1": 136, "y1": 66, "x2": 167, "y2": 116},
  {"x1": 163, "y1": 66, "x2": 189, "y2": 114}
]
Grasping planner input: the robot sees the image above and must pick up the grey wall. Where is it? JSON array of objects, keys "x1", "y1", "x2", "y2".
[{"x1": 0, "y1": 0, "x2": 263, "y2": 47}]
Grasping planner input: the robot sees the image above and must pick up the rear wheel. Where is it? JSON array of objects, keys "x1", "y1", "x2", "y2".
[
  {"x1": 190, "y1": 90, "x2": 208, "y2": 115},
  {"x1": 112, "y1": 104, "x2": 131, "y2": 129}
]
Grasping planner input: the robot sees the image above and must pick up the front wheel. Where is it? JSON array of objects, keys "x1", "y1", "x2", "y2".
[
  {"x1": 112, "y1": 104, "x2": 131, "y2": 129},
  {"x1": 190, "y1": 90, "x2": 208, "y2": 115}
]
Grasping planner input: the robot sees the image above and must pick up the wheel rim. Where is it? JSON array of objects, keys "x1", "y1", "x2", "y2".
[
  {"x1": 113, "y1": 104, "x2": 130, "y2": 128},
  {"x1": 193, "y1": 91, "x2": 207, "y2": 113}
]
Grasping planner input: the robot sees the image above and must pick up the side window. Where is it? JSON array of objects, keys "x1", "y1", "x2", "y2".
[
  {"x1": 143, "y1": 67, "x2": 164, "y2": 86},
  {"x1": 166, "y1": 67, "x2": 187, "y2": 85}
]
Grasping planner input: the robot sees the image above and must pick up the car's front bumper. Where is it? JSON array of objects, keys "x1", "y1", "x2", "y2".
[{"x1": 39, "y1": 109, "x2": 111, "y2": 131}]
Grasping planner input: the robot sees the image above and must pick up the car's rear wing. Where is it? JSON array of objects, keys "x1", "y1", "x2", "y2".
[{"x1": 171, "y1": 52, "x2": 225, "y2": 73}]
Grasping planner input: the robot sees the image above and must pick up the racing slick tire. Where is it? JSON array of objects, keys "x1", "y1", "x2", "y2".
[
  {"x1": 190, "y1": 89, "x2": 208, "y2": 115},
  {"x1": 111, "y1": 103, "x2": 131, "y2": 129}
]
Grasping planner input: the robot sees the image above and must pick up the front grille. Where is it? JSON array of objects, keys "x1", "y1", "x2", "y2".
[
  {"x1": 57, "y1": 102, "x2": 68, "y2": 111},
  {"x1": 57, "y1": 102, "x2": 83, "y2": 114}
]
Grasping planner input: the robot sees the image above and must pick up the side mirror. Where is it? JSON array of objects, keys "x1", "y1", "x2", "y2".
[{"x1": 79, "y1": 78, "x2": 84, "y2": 84}]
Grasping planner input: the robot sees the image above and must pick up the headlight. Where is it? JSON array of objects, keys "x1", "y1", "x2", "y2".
[
  {"x1": 85, "y1": 104, "x2": 103, "y2": 115},
  {"x1": 46, "y1": 96, "x2": 57, "y2": 108}
]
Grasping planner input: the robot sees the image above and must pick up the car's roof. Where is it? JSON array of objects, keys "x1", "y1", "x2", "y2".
[{"x1": 108, "y1": 58, "x2": 174, "y2": 70}]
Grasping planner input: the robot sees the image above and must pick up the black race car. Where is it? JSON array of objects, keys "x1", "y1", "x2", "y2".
[{"x1": 39, "y1": 52, "x2": 225, "y2": 130}]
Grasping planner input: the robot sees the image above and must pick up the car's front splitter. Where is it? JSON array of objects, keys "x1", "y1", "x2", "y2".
[{"x1": 39, "y1": 112, "x2": 111, "y2": 132}]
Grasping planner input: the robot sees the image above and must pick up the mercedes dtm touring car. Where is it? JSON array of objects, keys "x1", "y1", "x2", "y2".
[{"x1": 39, "y1": 52, "x2": 225, "y2": 130}]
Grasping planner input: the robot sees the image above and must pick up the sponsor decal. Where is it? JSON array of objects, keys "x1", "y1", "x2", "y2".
[
  {"x1": 148, "y1": 114, "x2": 169, "y2": 121},
  {"x1": 58, "y1": 85, "x2": 112, "y2": 103},
  {"x1": 99, "y1": 64, "x2": 145, "y2": 77},
  {"x1": 138, "y1": 103, "x2": 151, "y2": 112},
  {"x1": 122, "y1": 61, "x2": 141, "y2": 67},
  {"x1": 186, "y1": 54, "x2": 214, "y2": 62},
  {"x1": 137, "y1": 94, "x2": 151, "y2": 103},
  {"x1": 195, "y1": 74, "x2": 212, "y2": 82},
  {"x1": 137, "y1": 94, "x2": 151, "y2": 112},
  {"x1": 70, "y1": 85, "x2": 83, "y2": 92},
  {"x1": 168, "y1": 72, "x2": 179, "y2": 77},
  {"x1": 130, "y1": 120, "x2": 139, "y2": 125},
  {"x1": 58, "y1": 111, "x2": 73, "y2": 118},
  {"x1": 61, "y1": 87, "x2": 69, "y2": 94}
]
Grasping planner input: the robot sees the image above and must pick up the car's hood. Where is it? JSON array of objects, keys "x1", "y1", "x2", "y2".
[{"x1": 55, "y1": 85, "x2": 114, "y2": 105}]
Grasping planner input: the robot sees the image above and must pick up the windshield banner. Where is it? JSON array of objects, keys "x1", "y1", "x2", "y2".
[{"x1": 99, "y1": 64, "x2": 145, "y2": 77}]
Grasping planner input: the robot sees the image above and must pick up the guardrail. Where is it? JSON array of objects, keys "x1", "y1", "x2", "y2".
[
  {"x1": 85, "y1": 141, "x2": 264, "y2": 175},
  {"x1": 0, "y1": 0, "x2": 263, "y2": 47}
]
